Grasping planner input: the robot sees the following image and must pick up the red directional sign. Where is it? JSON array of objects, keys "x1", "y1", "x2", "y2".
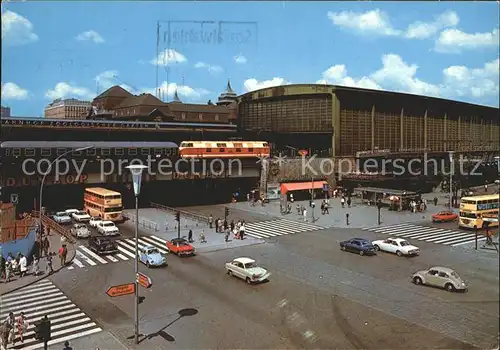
[
  {"x1": 106, "y1": 283, "x2": 135, "y2": 297},
  {"x1": 137, "y1": 272, "x2": 152, "y2": 289}
]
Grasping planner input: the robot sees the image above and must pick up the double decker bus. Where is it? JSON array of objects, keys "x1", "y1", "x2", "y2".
[
  {"x1": 84, "y1": 187, "x2": 123, "y2": 222},
  {"x1": 459, "y1": 194, "x2": 499, "y2": 229}
]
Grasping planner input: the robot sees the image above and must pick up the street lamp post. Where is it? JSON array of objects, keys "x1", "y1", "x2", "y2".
[
  {"x1": 38, "y1": 146, "x2": 93, "y2": 253},
  {"x1": 448, "y1": 151, "x2": 454, "y2": 209},
  {"x1": 126, "y1": 164, "x2": 147, "y2": 345}
]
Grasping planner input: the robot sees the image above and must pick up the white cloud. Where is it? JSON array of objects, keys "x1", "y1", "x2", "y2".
[
  {"x1": 1, "y1": 82, "x2": 29, "y2": 100},
  {"x1": 243, "y1": 78, "x2": 291, "y2": 92},
  {"x1": 404, "y1": 11, "x2": 459, "y2": 39},
  {"x1": 442, "y1": 58, "x2": 499, "y2": 98},
  {"x1": 434, "y1": 28, "x2": 499, "y2": 53},
  {"x1": 141, "y1": 82, "x2": 210, "y2": 101},
  {"x1": 1, "y1": 10, "x2": 38, "y2": 45},
  {"x1": 150, "y1": 49, "x2": 187, "y2": 66},
  {"x1": 45, "y1": 82, "x2": 94, "y2": 101},
  {"x1": 234, "y1": 54, "x2": 247, "y2": 64},
  {"x1": 317, "y1": 65, "x2": 382, "y2": 90},
  {"x1": 327, "y1": 9, "x2": 401, "y2": 36},
  {"x1": 95, "y1": 70, "x2": 134, "y2": 93},
  {"x1": 75, "y1": 30, "x2": 104, "y2": 44},
  {"x1": 194, "y1": 62, "x2": 224, "y2": 74}
]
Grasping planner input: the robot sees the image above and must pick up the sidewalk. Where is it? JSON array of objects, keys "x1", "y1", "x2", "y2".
[{"x1": 0, "y1": 233, "x2": 76, "y2": 295}]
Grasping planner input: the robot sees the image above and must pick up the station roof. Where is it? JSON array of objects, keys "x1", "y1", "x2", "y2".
[
  {"x1": 281, "y1": 181, "x2": 327, "y2": 195},
  {"x1": 353, "y1": 187, "x2": 417, "y2": 196},
  {"x1": 0, "y1": 141, "x2": 178, "y2": 148}
]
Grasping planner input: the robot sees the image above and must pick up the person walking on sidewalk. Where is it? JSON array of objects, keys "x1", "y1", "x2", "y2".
[
  {"x1": 42, "y1": 237, "x2": 50, "y2": 257},
  {"x1": 19, "y1": 254, "x2": 27, "y2": 278},
  {"x1": 208, "y1": 214, "x2": 213, "y2": 229},
  {"x1": 32, "y1": 255, "x2": 40, "y2": 276},
  {"x1": 59, "y1": 244, "x2": 68, "y2": 266},
  {"x1": 188, "y1": 229, "x2": 194, "y2": 243},
  {"x1": 0, "y1": 255, "x2": 5, "y2": 282},
  {"x1": 46, "y1": 254, "x2": 54, "y2": 274}
]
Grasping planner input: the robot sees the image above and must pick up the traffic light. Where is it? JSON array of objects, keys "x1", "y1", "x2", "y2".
[
  {"x1": 225, "y1": 207, "x2": 229, "y2": 217},
  {"x1": 175, "y1": 212, "x2": 180, "y2": 222},
  {"x1": 34, "y1": 316, "x2": 51, "y2": 342}
]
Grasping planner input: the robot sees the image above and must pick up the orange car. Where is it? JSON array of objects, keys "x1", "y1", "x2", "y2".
[
  {"x1": 166, "y1": 238, "x2": 195, "y2": 257},
  {"x1": 432, "y1": 211, "x2": 458, "y2": 223}
]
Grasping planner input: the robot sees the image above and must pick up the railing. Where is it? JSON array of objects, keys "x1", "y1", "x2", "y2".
[
  {"x1": 150, "y1": 202, "x2": 209, "y2": 224},
  {"x1": 32, "y1": 211, "x2": 75, "y2": 243},
  {"x1": 123, "y1": 212, "x2": 159, "y2": 232}
]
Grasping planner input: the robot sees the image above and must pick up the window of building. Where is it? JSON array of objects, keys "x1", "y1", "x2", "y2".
[
  {"x1": 101, "y1": 148, "x2": 111, "y2": 156},
  {"x1": 115, "y1": 148, "x2": 124, "y2": 156},
  {"x1": 129, "y1": 148, "x2": 138, "y2": 156},
  {"x1": 12, "y1": 148, "x2": 21, "y2": 157},
  {"x1": 87, "y1": 148, "x2": 96, "y2": 156},
  {"x1": 133, "y1": 108, "x2": 136, "y2": 114},
  {"x1": 181, "y1": 113, "x2": 186, "y2": 120},
  {"x1": 41, "y1": 148, "x2": 52, "y2": 157},
  {"x1": 56, "y1": 148, "x2": 67, "y2": 156},
  {"x1": 25, "y1": 148, "x2": 35, "y2": 157},
  {"x1": 199, "y1": 113, "x2": 203, "y2": 120},
  {"x1": 215, "y1": 114, "x2": 219, "y2": 121},
  {"x1": 141, "y1": 148, "x2": 150, "y2": 155}
]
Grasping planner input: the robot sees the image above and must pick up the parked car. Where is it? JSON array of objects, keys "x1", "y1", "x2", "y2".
[
  {"x1": 339, "y1": 238, "x2": 377, "y2": 256},
  {"x1": 65, "y1": 209, "x2": 79, "y2": 216},
  {"x1": 96, "y1": 221, "x2": 120, "y2": 236},
  {"x1": 72, "y1": 210, "x2": 91, "y2": 222},
  {"x1": 225, "y1": 257, "x2": 270, "y2": 284},
  {"x1": 88, "y1": 236, "x2": 119, "y2": 255},
  {"x1": 70, "y1": 223, "x2": 91, "y2": 239},
  {"x1": 89, "y1": 216, "x2": 102, "y2": 228},
  {"x1": 432, "y1": 211, "x2": 458, "y2": 223},
  {"x1": 166, "y1": 238, "x2": 195, "y2": 256},
  {"x1": 412, "y1": 266, "x2": 468, "y2": 292},
  {"x1": 53, "y1": 211, "x2": 72, "y2": 224},
  {"x1": 139, "y1": 245, "x2": 167, "y2": 268},
  {"x1": 372, "y1": 238, "x2": 420, "y2": 256}
]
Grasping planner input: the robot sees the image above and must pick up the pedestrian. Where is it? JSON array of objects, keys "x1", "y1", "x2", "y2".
[
  {"x1": 239, "y1": 222, "x2": 245, "y2": 240},
  {"x1": 303, "y1": 208, "x2": 307, "y2": 222},
  {"x1": 42, "y1": 237, "x2": 50, "y2": 257},
  {"x1": 1, "y1": 321, "x2": 12, "y2": 350},
  {"x1": 188, "y1": 229, "x2": 193, "y2": 243},
  {"x1": 32, "y1": 255, "x2": 40, "y2": 276},
  {"x1": 341, "y1": 197, "x2": 345, "y2": 208},
  {"x1": 433, "y1": 197, "x2": 438, "y2": 206},
  {"x1": 46, "y1": 254, "x2": 54, "y2": 274},
  {"x1": 63, "y1": 340, "x2": 73, "y2": 350},
  {"x1": 224, "y1": 228, "x2": 230, "y2": 242},
  {"x1": 230, "y1": 220, "x2": 235, "y2": 232},
  {"x1": 0, "y1": 255, "x2": 5, "y2": 282},
  {"x1": 59, "y1": 244, "x2": 67, "y2": 266},
  {"x1": 4, "y1": 261, "x2": 12, "y2": 283},
  {"x1": 19, "y1": 254, "x2": 27, "y2": 278},
  {"x1": 199, "y1": 230, "x2": 207, "y2": 243},
  {"x1": 15, "y1": 312, "x2": 28, "y2": 344},
  {"x1": 3, "y1": 312, "x2": 15, "y2": 346},
  {"x1": 208, "y1": 214, "x2": 213, "y2": 229},
  {"x1": 223, "y1": 219, "x2": 228, "y2": 231},
  {"x1": 347, "y1": 198, "x2": 351, "y2": 208}
]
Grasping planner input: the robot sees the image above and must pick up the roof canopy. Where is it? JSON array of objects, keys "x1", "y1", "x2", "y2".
[
  {"x1": 353, "y1": 187, "x2": 417, "y2": 196},
  {"x1": 281, "y1": 181, "x2": 327, "y2": 195}
]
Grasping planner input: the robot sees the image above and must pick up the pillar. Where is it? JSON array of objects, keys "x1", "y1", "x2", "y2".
[
  {"x1": 371, "y1": 105, "x2": 375, "y2": 150},
  {"x1": 331, "y1": 92, "x2": 341, "y2": 157},
  {"x1": 457, "y1": 116, "x2": 461, "y2": 151},
  {"x1": 400, "y1": 108, "x2": 404, "y2": 150},
  {"x1": 443, "y1": 113, "x2": 447, "y2": 151},
  {"x1": 423, "y1": 110, "x2": 428, "y2": 150}
]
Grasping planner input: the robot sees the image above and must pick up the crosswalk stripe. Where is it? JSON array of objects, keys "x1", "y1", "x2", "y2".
[
  {"x1": 1, "y1": 280, "x2": 102, "y2": 350},
  {"x1": 116, "y1": 242, "x2": 136, "y2": 258},
  {"x1": 363, "y1": 223, "x2": 488, "y2": 247},
  {"x1": 140, "y1": 236, "x2": 167, "y2": 247},
  {"x1": 76, "y1": 251, "x2": 97, "y2": 266},
  {"x1": 78, "y1": 246, "x2": 108, "y2": 264},
  {"x1": 145, "y1": 235, "x2": 168, "y2": 244},
  {"x1": 106, "y1": 255, "x2": 119, "y2": 262},
  {"x1": 116, "y1": 253, "x2": 129, "y2": 260},
  {"x1": 137, "y1": 238, "x2": 169, "y2": 254},
  {"x1": 72, "y1": 258, "x2": 85, "y2": 268},
  {"x1": 243, "y1": 218, "x2": 322, "y2": 238}
]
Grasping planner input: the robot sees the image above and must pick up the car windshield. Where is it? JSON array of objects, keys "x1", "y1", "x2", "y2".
[
  {"x1": 56, "y1": 212, "x2": 67, "y2": 216},
  {"x1": 75, "y1": 224, "x2": 86, "y2": 229},
  {"x1": 77, "y1": 211, "x2": 87, "y2": 215},
  {"x1": 147, "y1": 248, "x2": 160, "y2": 254},
  {"x1": 450, "y1": 271, "x2": 459, "y2": 279},
  {"x1": 175, "y1": 241, "x2": 188, "y2": 246},
  {"x1": 103, "y1": 222, "x2": 115, "y2": 227},
  {"x1": 400, "y1": 241, "x2": 410, "y2": 246},
  {"x1": 244, "y1": 262, "x2": 257, "y2": 268},
  {"x1": 92, "y1": 217, "x2": 101, "y2": 221}
]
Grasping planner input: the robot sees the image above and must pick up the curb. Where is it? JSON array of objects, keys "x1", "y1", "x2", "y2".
[{"x1": 1, "y1": 244, "x2": 76, "y2": 296}]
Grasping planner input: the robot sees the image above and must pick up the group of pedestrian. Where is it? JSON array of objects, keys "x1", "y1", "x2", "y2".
[{"x1": 1, "y1": 311, "x2": 28, "y2": 348}]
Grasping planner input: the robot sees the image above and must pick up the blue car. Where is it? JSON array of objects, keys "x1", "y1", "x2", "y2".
[
  {"x1": 340, "y1": 238, "x2": 377, "y2": 256},
  {"x1": 139, "y1": 245, "x2": 167, "y2": 268}
]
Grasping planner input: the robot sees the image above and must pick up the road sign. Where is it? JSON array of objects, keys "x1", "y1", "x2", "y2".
[
  {"x1": 137, "y1": 272, "x2": 152, "y2": 289},
  {"x1": 106, "y1": 283, "x2": 135, "y2": 297},
  {"x1": 10, "y1": 193, "x2": 18, "y2": 204}
]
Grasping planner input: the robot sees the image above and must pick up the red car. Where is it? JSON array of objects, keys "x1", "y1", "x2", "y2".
[
  {"x1": 432, "y1": 211, "x2": 458, "y2": 223},
  {"x1": 166, "y1": 238, "x2": 195, "y2": 256}
]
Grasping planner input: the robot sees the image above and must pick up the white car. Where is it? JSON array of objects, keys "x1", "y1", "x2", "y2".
[
  {"x1": 225, "y1": 257, "x2": 271, "y2": 284},
  {"x1": 89, "y1": 216, "x2": 102, "y2": 228},
  {"x1": 372, "y1": 238, "x2": 420, "y2": 256},
  {"x1": 65, "y1": 209, "x2": 79, "y2": 216},
  {"x1": 70, "y1": 223, "x2": 91, "y2": 238},
  {"x1": 53, "y1": 211, "x2": 72, "y2": 224},
  {"x1": 96, "y1": 221, "x2": 120, "y2": 236},
  {"x1": 72, "y1": 211, "x2": 91, "y2": 222}
]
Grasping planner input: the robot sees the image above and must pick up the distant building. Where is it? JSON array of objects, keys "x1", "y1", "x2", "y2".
[
  {"x1": 44, "y1": 98, "x2": 92, "y2": 119},
  {"x1": 1, "y1": 106, "x2": 11, "y2": 118},
  {"x1": 216, "y1": 80, "x2": 238, "y2": 106}
]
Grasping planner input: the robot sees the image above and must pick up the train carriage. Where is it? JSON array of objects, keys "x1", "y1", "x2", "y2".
[{"x1": 179, "y1": 141, "x2": 270, "y2": 159}]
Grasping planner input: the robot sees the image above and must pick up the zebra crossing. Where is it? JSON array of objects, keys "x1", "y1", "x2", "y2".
[
  {"x1": 0, "y1": 279, "x2": 102, "y2": 349},
  {"x1": 244, "y1": 218, "x2": 323, "y2": 239},
  {"x1": 68, "y1": 235, "x2": 168, "y2": 270},
  {"x1": 362, "y1": 223, "x2": 487, "y2": 247}
]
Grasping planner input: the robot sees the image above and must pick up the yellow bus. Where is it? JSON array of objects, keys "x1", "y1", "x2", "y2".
[
  {"x1": 84, "y1": 187, "x2": 123, "y2": 222},
  {"x1": 459, "y1": 194, "x2": 499, "y2": 229}
]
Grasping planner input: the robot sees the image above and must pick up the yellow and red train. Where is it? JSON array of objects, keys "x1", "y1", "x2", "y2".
[{"x1": 179, "y1": 141, "x2": 270, "y2": 159}]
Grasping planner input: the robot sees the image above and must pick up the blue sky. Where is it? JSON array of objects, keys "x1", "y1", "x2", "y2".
[{"x1": 1, "y1": 2, "x2": 499, "y2": 116}]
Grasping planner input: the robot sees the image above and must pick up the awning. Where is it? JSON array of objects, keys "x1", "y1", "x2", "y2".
[{"x1": 281, "y1": 181, "x2": 327, "y2": 195}]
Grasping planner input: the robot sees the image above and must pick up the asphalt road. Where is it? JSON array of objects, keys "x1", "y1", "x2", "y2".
[{"x1": 48, "y1": 222, "x2": 499, "y2": 349}]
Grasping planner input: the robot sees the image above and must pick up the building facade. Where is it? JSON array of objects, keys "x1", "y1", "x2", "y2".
[
  {"x1": 238, "y1": 84, "x2": 500, "y2": 157},
  {"x1": 44, "y1": 98, "x2": 92, "y2": 119},
  {"x1": 1, "y1": 106, "x2": 11, "y2": 118}
]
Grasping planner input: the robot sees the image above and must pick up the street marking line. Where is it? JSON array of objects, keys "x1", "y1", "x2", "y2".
[
  {"x1": 105, "y1": 255, "x2": 119, "y2": 262},
  {"x1": 140, "y1": 236, "x2": 167, "y2": 247},
  {"x1": 1, "y1": 296, "x2": 67, "y2": 314},
  {"x1": 78, "y1": 246, "x2": 108, "y2": 264},
  {"x1": 67, "y1": 266, "x2": 75, "y2": 270},
  {"x1": 138, "y1": 238, "x2": 169, "y2": 254},
  {"x1": 1, "y1": 285, "x2": 56, "y2": 299},
  {"x1": 75, "y1": 251, "x2": 97, "y2": 266},
  {"x1": 451, "y1": 237, "x2": 486, "y2": 246},
  {"x1": 116, "y1": 242, "x2": 136, "y2": 258},
  {"x1": 1, "y1": 301, "x2": 74, "y2": 319},
  {"x1": 1, "y1": 292, "x2": 64, "y2": 307},
  {"x1": 426, "y1": 232, "x2": 475, "y2": 243},
  {"x1": 72, "y1": 258, "x2": 85, "y2": 268},
  {"x1": 436, "y1": 235, "x2": 481, "y2": 245},
  {"x1": 116, "y1": 253, "x2": 129, "y2": 260},
  {"x1": 25, "y1": 327, "x2": 102, "y2": 350},
  {"x1": 146, "y1": 235, "x2": 168, "y2": 244}
]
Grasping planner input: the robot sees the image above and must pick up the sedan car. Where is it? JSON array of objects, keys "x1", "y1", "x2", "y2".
[
  {"x1": 88, "y1": 236, "x2": 119, "y2": 255},
  {"x1": 70, "y1": 223, "x2": 91, "y2": 239},
  {"x1": 225, "y1": 257, "x2": 270, "y2": 284},
  {"x1": 72, "y1": 210, "x2": 91, "y2": 222},
  {"x1": 139, "y1": 245, "x2": 167, "y2": 268},
  {"x1": 65, "y1": 209, "x2": 79, "y2": 216},
  {"x1": 166, "y1": 238, "x2": 195, "y2": 257},
  {"x1": 412, "y1": 266, "x2": 468, "y2": 292},
  {"x1": 89, "y1": 216, "x2": 102, "y2": 228},
  {"x1": 53, "y1": 211, "x2": 72, "y2": 224},
  {"x1": 339, "y1": 238, "x2": 377, "y2": 256},
  {"x1": 372, "y1": 238, "x2": 420, "y2": 256},
  {"x1": 432, "y1": 211, "x2": 458, "y2": 223},
  {"x1": 96, "y1": 221, "x2": 120, "y2": 236}
]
